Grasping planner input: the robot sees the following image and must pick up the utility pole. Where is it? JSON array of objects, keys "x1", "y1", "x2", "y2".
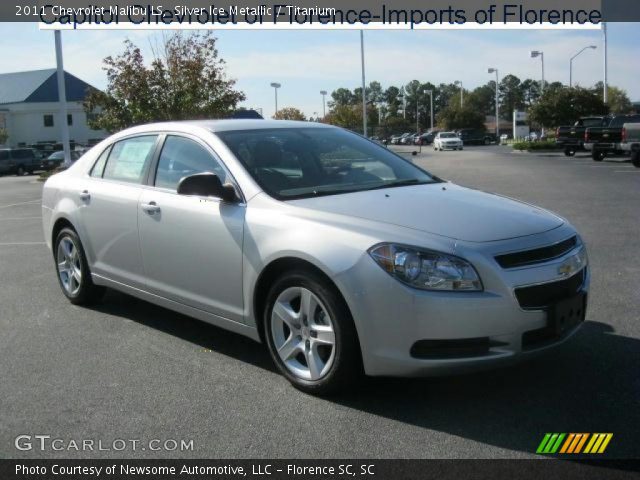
[
  {"x1": 54, "y1": 30, "x2": 71, "y2": 166},
  {"x1": 603, "y1": 22, "x2": 608, "y2": 104},
  {"x1": 360, "y1": 30, "x2": 367, "y2": 137}
]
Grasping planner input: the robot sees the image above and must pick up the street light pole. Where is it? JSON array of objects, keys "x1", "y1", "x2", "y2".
[
  {"x1": 426, "y1": 90, "x2": 434, "y2": 131},
  {"x1": 270, "y1": 82, "x2": 281, "y2": 117},
  {"x1": 320, "y1": 90, "x2": 327, "y2": 119},
  {"x1": 603, "y1": 22, "x2": 608, "y2": 104},
  {"x1": 488, "y1": 68, "x2": 499, "y2": 139},
  {"x1": 570, "y1": 45, "x2": 597, "y2": 88},
  {"x1": 530, "y1": 51, "x2": 545, "y2": 136},
  {"x1": 360, "y1": 30, "x2": 367, "y2": 137},
  {"x1": 54, "y1": 30, "x2": 71, "y2": 166}
]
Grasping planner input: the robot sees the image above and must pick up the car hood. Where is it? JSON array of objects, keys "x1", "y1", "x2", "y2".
[{"x1": 289, "y1": 183, "x2": 564, "y2": 242}]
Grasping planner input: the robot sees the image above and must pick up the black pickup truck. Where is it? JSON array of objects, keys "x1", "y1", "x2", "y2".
[
  {"x1": 456, "y1": 128, "x2": 496, "y2": 145},
  {"x1": 555, "y1": 116, "x2": 609, "y2": 156},
  {"x1": 586, "y1": 114, "x2": 640, "y2": 161}
]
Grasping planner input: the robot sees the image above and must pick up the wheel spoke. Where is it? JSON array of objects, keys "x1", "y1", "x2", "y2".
[
  {"x1": 57, "y1": 261, "x2": 67, "y2": 274},
  {"x1": 72, "y1": 265, "x2": 82, "y2": 284},
  {"x1": 306, "y1": 346, "x2": 322, "y2": 380},
  {"x1": 312, "y1": 325, "x2": 335, "y2": 346},
  {"x1": 300, "y1": 289, "x2": 317, "y2": 320},
  {"x1": 272, "y1": 301, "x2": 298, "y2": 329},
  {"x1": 278, "y1": 335, "x2": 301, "y2": 361}
]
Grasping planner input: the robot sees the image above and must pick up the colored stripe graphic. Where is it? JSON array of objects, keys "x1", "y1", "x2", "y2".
[{"x1": 538, "y1": 433, "x2": 613, "y2": 454}]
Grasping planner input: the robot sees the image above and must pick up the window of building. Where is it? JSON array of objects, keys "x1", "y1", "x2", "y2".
[{"x1": 44, "y1": 115, "x2": 54, "y2": 127}]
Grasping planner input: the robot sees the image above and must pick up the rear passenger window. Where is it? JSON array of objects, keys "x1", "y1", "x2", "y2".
[
  {"x1": 0, "y1": 151, "x2": 9, "y2": 161},
  {"x1": 102, "y1": 136, "x2": 157, "y2": 184},
  {"x1": 90, "y1": 146, "x2": 111, "y2": 178},
  {"x1": 154, "y1": 136, "x2": 226, "y2": 191}
]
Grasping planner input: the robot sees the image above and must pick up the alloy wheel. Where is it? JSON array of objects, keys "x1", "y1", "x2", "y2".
[
  {"x1": 270, "y1": 287, "x2": 336, "y2": 381},
  {"x1": 57, "y1": 236, "x2": 82, "y2": 295}
]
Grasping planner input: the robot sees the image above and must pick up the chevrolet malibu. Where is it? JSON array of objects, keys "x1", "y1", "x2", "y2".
[{"x1": 42, "y1": 120, "x2": 589, "y2": 394}]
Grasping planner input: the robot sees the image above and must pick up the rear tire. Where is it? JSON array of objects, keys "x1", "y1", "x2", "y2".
[
  {"x1": 632, "y1": 150, "x2": 640, "y2": 168},
  {"x1": 484, "y1": 138, "x2": 490, "y2": 146},
  {"x1": 54, "y1": 227, "x2": 105, "y2": 305},
  {"x1": 16, "y1": 166, "x2": 25, "y2": 176},
  {"x1": 592, "y1": 150, "x2": 605, "y2": 162},
  {"x1": 564, "y1": 148, "x2": 575, "y2": 157},
  {"x1": 264, "y1": 269, "x2": 361, "y2": 395}
]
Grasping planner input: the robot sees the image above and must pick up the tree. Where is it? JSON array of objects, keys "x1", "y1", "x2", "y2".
[
  {"x1": 498, "y1": 75, "x2": 525, "y2": 121},
  {"x1": 467, "y1": 83, "x2": 496, "y2": 117},
  {"x1": 436, "y1": 103, "x2": 486, "y2": 130},
  {"x1": 329, "y1": 88, "x2": 356, "y2": 108},
  {"x1": 592, "y1": 82, "x2": 633, "y2": 114},
  {"x1": 0, "y1": 128, "x2": 8, "y2": 145},
  {"x1": 324, "y1": 104, "x2": 360, "y2": 131},
  {"x1": 273, "y1": 107, "x2": 306, "y2": 121},
  {"x1": 528, "y1": 87, "x2": 608, "y2": 129},
  {"x1": 84, "y1": 32, "x2": 245, "y2": 132},
  {"x1": 384, "y1": 86, "x2": 402, "y2": 117}
]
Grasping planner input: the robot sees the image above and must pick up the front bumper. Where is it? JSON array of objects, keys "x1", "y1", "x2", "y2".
[
  {"x1": 336, "y1": 225, "x2": 589, "y2": 377},
  {"x1": 439, "y1": 143, "x2": 463, "y2": 150}
]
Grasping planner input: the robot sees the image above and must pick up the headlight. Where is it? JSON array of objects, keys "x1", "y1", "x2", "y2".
[{"x1": 369, "y1": 243, "x2": 483, "y2": 291}]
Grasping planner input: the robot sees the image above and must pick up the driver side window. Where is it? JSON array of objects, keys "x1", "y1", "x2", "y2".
[{"x1": 155, "y1": 136, "x2": 226, "y2": 191}]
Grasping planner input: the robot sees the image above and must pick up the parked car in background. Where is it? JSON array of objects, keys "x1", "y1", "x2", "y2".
[
  {"x1": 390, "y1": 133, "x2": 411, "y2": 145},
  {"x1": 555, "y1": 116, "x2": 609, "y2": 157},
  {"x1": 456, "y1": 129, "x2": 496, "y2": 146},
  {"x1": 499, "y1": 134, "x2": 509, "y2": 144},
  {"x1": 42, "y1": 119, "x2": 589, "y2": 394},
  {"x1": 585, "y1": 114, "x2": 640, "y2": 161},
  {"x1": 0, "y1": 148, "x2": 40, "y2": 176},
  {"x1": 416, "y1": 131, "x2": 437, "y2": 145},
  {"x1": 620, "y1": 122, "x2": 640, "y2": 168},
  {"x1": 399, "y1": 133, "x2": 415, "y2": 145},
  {"x1": 434, "y1": 132, "x2": 463, "y2": 151},
  {"x1": 42, "y1": 150, "x2": 83, "y2": 171}
]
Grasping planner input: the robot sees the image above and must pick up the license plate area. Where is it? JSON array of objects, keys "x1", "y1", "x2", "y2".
[{"x1": 549, "y1": 293, "x2": 586, "y2": 336}]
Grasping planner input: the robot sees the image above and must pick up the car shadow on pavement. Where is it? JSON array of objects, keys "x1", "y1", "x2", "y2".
[
  {"x1": 90, "y1": 292, "x2": 639, "y2": 458},
  {"x1": 334, "y1": 320, "x2": 640, "y2": 458},
  {"x1": 91, "y1": 290, "x2": 278, "y2": 374}
]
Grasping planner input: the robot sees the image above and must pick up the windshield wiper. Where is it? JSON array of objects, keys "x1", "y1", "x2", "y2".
[{"x1": 364, "y1": 178, "x2": 430, "y2": 191}]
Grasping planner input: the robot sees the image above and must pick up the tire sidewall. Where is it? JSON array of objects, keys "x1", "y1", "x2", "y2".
[
  {"x1": 263, "y1": 270, "x2": 358, "y2": 394},
  {"x1": 54, "y1": 227, "x2": 94, "y2": 304}
]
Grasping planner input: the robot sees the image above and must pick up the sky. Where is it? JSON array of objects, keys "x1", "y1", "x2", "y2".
[{"x1": 0, "y1": 23, "x2": 638, "y2": 118}]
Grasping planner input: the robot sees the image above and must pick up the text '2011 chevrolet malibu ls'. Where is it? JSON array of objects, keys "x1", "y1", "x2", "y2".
[{"x1": 42, "y1": 120, "x2": 589, "y2": 394}]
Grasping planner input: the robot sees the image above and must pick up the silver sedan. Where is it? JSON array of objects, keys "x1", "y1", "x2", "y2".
[{"x1": 42, "y1": 120, "x2": 589, "y2": 394}]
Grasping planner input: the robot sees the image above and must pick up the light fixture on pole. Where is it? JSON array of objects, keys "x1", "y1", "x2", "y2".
[
  {"x1": 54, "y1": 31, "x2": 71, "y2": 166},
  {"x1": 360, "y1": 30, "x2": 367, "y2": 137},
  {"x1": 424, "y1": 90, "x2": 434, "y2": 131},
  {"x1": 454, "y1": 81, "x2": 464, "y2": 108},
  {"x1": 488, "y1": 68, "x2": 499, "y2": 139},
  {"x1": 270, "y1": 82, "x2": 281, "y2": 117},
  {"x1": 570, "y1": 45, "x2": 597, "y2": 88},
  {"x1": 320, "y1": 90, "x2": 327, "y2": 118}
]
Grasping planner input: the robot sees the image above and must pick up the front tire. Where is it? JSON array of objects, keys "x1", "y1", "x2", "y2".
[
  {"x1": 264, "y1": 270, "x2": 361, "y2": 395},
  {"x1": 632, "y1": 150, "x2": 640, "y2": 168},
  {"x1": 16, "y1": 166, "x2": 25, "y2": 176},
  {"x1": 564, "y1": 148, "x2": 575, "y2": 157},
  {"x1": 54, "y1": 227, "x2": 105, "y2": 305}
]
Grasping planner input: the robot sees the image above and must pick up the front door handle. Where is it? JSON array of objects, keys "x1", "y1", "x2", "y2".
[
  {"x1": 79, "y1": 190, "x2": 90, "y2": 201},
  {"x1": 141, "y1": 201, "x2": 160, "y2": 214}
]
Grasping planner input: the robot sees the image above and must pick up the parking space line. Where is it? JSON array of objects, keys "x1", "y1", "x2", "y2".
[
  {"x1": 0, "y1": 199, "x2": 41, "y2": 210},
  {"x1": 614, "y1": 170, "x2": 640, "y2": 173}
]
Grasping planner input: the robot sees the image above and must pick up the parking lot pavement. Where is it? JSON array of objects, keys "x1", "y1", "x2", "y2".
[{"x1": 1, "y1": 148, "x2": 639, "y2": 459}]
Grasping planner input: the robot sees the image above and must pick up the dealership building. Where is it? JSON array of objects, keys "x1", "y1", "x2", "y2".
[{"x1": 0, "y1": 68, "x2": 107, "y2": 148}]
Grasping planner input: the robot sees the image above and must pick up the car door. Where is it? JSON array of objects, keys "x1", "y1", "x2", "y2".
[
  {"x1": 77, "y1": 134, "x2": 160, "y2": 290},
  {"x1": 137, "y1": 134, "x2": 245, "y2": 323}
]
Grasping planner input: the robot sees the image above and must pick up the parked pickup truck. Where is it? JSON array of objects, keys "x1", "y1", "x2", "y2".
[
  {"x1": 456, "y1": 128, "x2": 496, "y2": 145},
  {"x1": 620, "y1": 122, "x2": 640, "y2": 168},
  {"x1": 555, "y1": 116, "x2": 609, "y2": 156},
  {"x1": 585, "y1": 114, "x2": 640, "y2": 161}
]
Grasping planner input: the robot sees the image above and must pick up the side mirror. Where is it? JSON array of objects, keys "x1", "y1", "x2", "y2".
[{"x1": 177, "y1": 173, "x2": 237, "y2": 202}]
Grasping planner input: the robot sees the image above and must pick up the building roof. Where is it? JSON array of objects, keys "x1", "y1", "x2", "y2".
[{"x1": 0, "y1": 69, "x2": 97, "y2": 105}]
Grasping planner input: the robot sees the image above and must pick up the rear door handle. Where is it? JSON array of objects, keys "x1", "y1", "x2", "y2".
[
  {"x1": 141, "y1": 201, "x2": 160, "y2": 214},
  {"x1": 79, "y1": 190, "x2": 90, "y2": 201}
]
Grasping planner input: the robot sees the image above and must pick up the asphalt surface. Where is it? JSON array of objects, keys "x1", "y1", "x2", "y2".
[{"x1": 1, "y1": 146, "x2": 639, "y2": 459}]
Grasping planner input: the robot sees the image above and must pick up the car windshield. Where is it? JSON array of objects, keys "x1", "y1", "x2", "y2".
[
  {"x1": 440, "y1": 133, "x2": 457, "y2": 139},
  {"x1": 48, "y1": 151, "x2": 64, "y2": 159},
  {"x1": 216, "y1": 127, "x2": 439, "y2": 200}
]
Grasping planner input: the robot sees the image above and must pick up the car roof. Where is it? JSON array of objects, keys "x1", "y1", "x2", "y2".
[{"x1": 124, "y1": 119, "x2": 333, "y2": 134}]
